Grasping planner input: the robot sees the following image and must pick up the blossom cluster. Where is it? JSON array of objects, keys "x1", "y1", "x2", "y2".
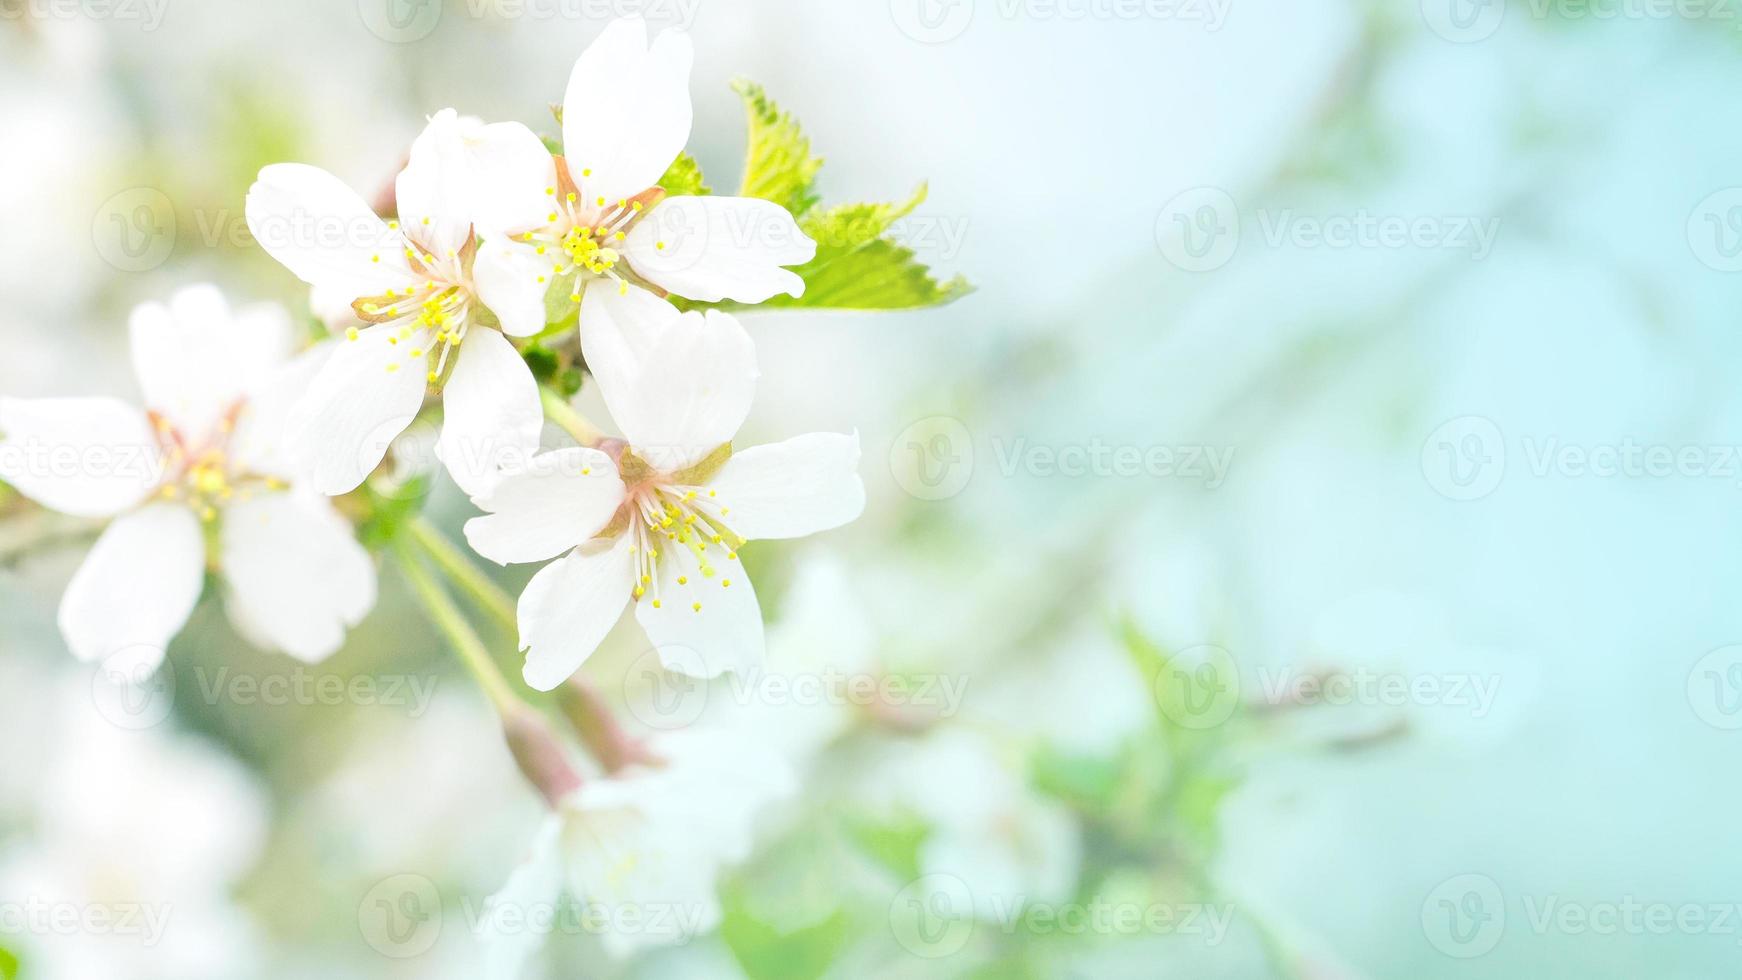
[{"x1": 0, "y1": 16, "x2": 948, "y2": 970}]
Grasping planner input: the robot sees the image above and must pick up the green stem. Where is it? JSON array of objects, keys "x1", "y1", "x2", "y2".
[
  {"x1": 392, "y1": 537, "x2": 520, "y2": 716},
  {"x1": 406, "y1": 516, "x2": 518, "y2": 635},
  {"x1": 540, "y1": 385, "x2": 606, "y2": 445}
]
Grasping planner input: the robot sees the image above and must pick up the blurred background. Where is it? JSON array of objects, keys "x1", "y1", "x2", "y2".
[{"x1": 4, "y1": 0, "x2": 1742, "y2": 977}]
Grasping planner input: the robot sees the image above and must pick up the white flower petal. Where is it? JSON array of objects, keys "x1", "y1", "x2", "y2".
[
  {"x1": 465, "y1": 447, "x2": 625, "y2": 566},
  {"x1": 625, "y1": 196, "x2": 814, "y2": 303},
  {"x1": 396, "y1": 108, "x2": 481, "y2": 260},
  {"x1": 580, "y1": 286, "x2": 756, "y2": 472},
  {"x1": 130, "y1": 285, "x2": 296, "y2": 446},
  {"x1": 285, "y1": 327, "x2": 430, "y2": 496},
  {"x1": 562, "y1": 18, "x2": 694, "y2": 208},
  {"x1": 0, "y1": 397, "x2": 163, "y2": 518},
  {"x1": 480, "y1": 816, "x2": 565, "y2": 978},
  {"x1": 462, "y1": 120, "x2": 561, "y2": 238},
  {"x1": 221, "y1": 491, "x2": 377, "y2": 663},
  {"x1": 245, "y1": 163, "x2": 415, "y2": 300},
  {"x1": 229, "y1": 343, "x2": 336, "y2": 482},
  {"x1": 634, "y1": 543, "x2": 764, "y2": 679},
  {"x1": 57, "y1": 503, "x2": 205, "y2": 664},
  {"x1": 519, "y1": 536, "x2": 634, "y2": 692},
  {"x1": 472, "y1": 239, "x2": 558, "y2": 338},
  {"x1": 436, "y1": 328, "x2": 544, "y2": 497},
  {"x1": 707, "y1": 432, "x2": 865, "y2": 541}
]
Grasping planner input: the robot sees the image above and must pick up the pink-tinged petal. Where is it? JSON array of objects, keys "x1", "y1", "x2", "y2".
[
  {"x1": 706, "y1": 432, "x2": 865, "y2": 541},
  {"x1": 580, "y1": 286, "x2": 757, "y2": 472},
  {"x1": 437, "y1": 328, "x2": 544, "y2": 497},
  {"x1": 221, "y1": 490, "x2": 377, "y2": 663},
  {"x1": 633, "y1": 540, "x2": 765, "y2": 678},
  {"x1": 245, "y1": 163, "x2": 416, "y2": 300},
  {"x1": 0, "y1": 397, "x2": 164, "y2": 518},
  {"x1": 472, "y1": 239, "x2": 558, "y2": 338},
  {"x1": 625, "y1": 196, "x2": 815, "y2": 303},
  {"x1": 284, "y1": 327, "x2": 430, "y2": 496},
  {"x1": 465, "y1": 447, "x2": 625, "y2": 566},
  {"x1": 519, "y1": 536, "x2": 635, "y2": 691},
  {"x1": 57, "y1": 503, "x2": 205, "y2": 664},
  {"x1": 562, "y1": 18, "x2": 694, "y2": 208},
  {"x1": 130, "y1": 285, "x2": 296, "y2": 446}
]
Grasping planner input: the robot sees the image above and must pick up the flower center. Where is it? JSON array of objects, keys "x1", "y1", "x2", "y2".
[
  {"x1": 518, "y1": 162, "x2": 667, "y2": 302},
  {"x1": 619, "y1": 475, "x2": 745, "y2": 616},
  {"x1": 351, "y1": 224, "x2": 478, "y2": 386},
  {"x1": 150, "y1": 409, "x2": 285, "y2": 523}
]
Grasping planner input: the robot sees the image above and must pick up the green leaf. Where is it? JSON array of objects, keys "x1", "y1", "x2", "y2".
[
  {"x1": 720, "y1": 887, "x2": 851, "y2": 980},
  {"x1": 658, "y1": 152, "x2": 711, "y2": 197},
  {"x1": 842, "y1": 813, "x2": 930, "y2": 883},
  {"x1": 0, "y1": 943, "x2": 19, "y2": 980},
  {"x1": 757, "y1": 184, "x2": 972, "y2": 311},
  {"x1": 733, "y1": 79, "x2": 823, "y2": 219}
]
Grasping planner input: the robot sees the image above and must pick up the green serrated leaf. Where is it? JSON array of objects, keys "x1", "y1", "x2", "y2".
[
  {"x1": 733, "y1": 79, "x2": 823, "y2": 219},
  {"x1": 755, "y1": 184, "x2": 972, "y2": 311},
  {"x1": 720, "y1": 887, "x2": 851, "y2": 980},
  {"x1": 658, "y1": 152, "x2": 711, "y2": 197}
]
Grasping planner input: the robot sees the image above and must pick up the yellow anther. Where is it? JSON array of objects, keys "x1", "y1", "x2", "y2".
[
  {"x1": 371, "y1": 254, "x2": 380, "y2": 263},
  {"x1": 545, "y1": 186, "x2": 555, "y2": 196},
  {"x1": 652, "y1": 599, "x2": 662, "y2": 608},
  {"x1": 385, "y1": 363, "x2": 400, "y2": 373},
  {"x1": 722, "y1": 579, "x2": 731, "y2": 588},
  {"x1": 677, "y1": 576, "x2": 687, "y2": 585},
  {"x1": 345, "y1": 327, "x2": 360, "y2": 341},
  {"x1": 692, "y1": 602, "x2": 701, "y2": 612}
]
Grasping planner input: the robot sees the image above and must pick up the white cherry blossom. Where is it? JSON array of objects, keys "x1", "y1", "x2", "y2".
[
  {"x1": 480, "y1": 726, "x2": 793, "y2": 968},
  {"x1": 0, "y1": 285, "x2": 377, "y2": 670},
  {"x1": 245, "y1": 109, "x2": 543, "y2": 497},
  {"x1": 460, "y1": 17, "x2": 817, "y2": 341},
  {"x1": 465, "y1": 287, "x2": 864, "y2": 689}
]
